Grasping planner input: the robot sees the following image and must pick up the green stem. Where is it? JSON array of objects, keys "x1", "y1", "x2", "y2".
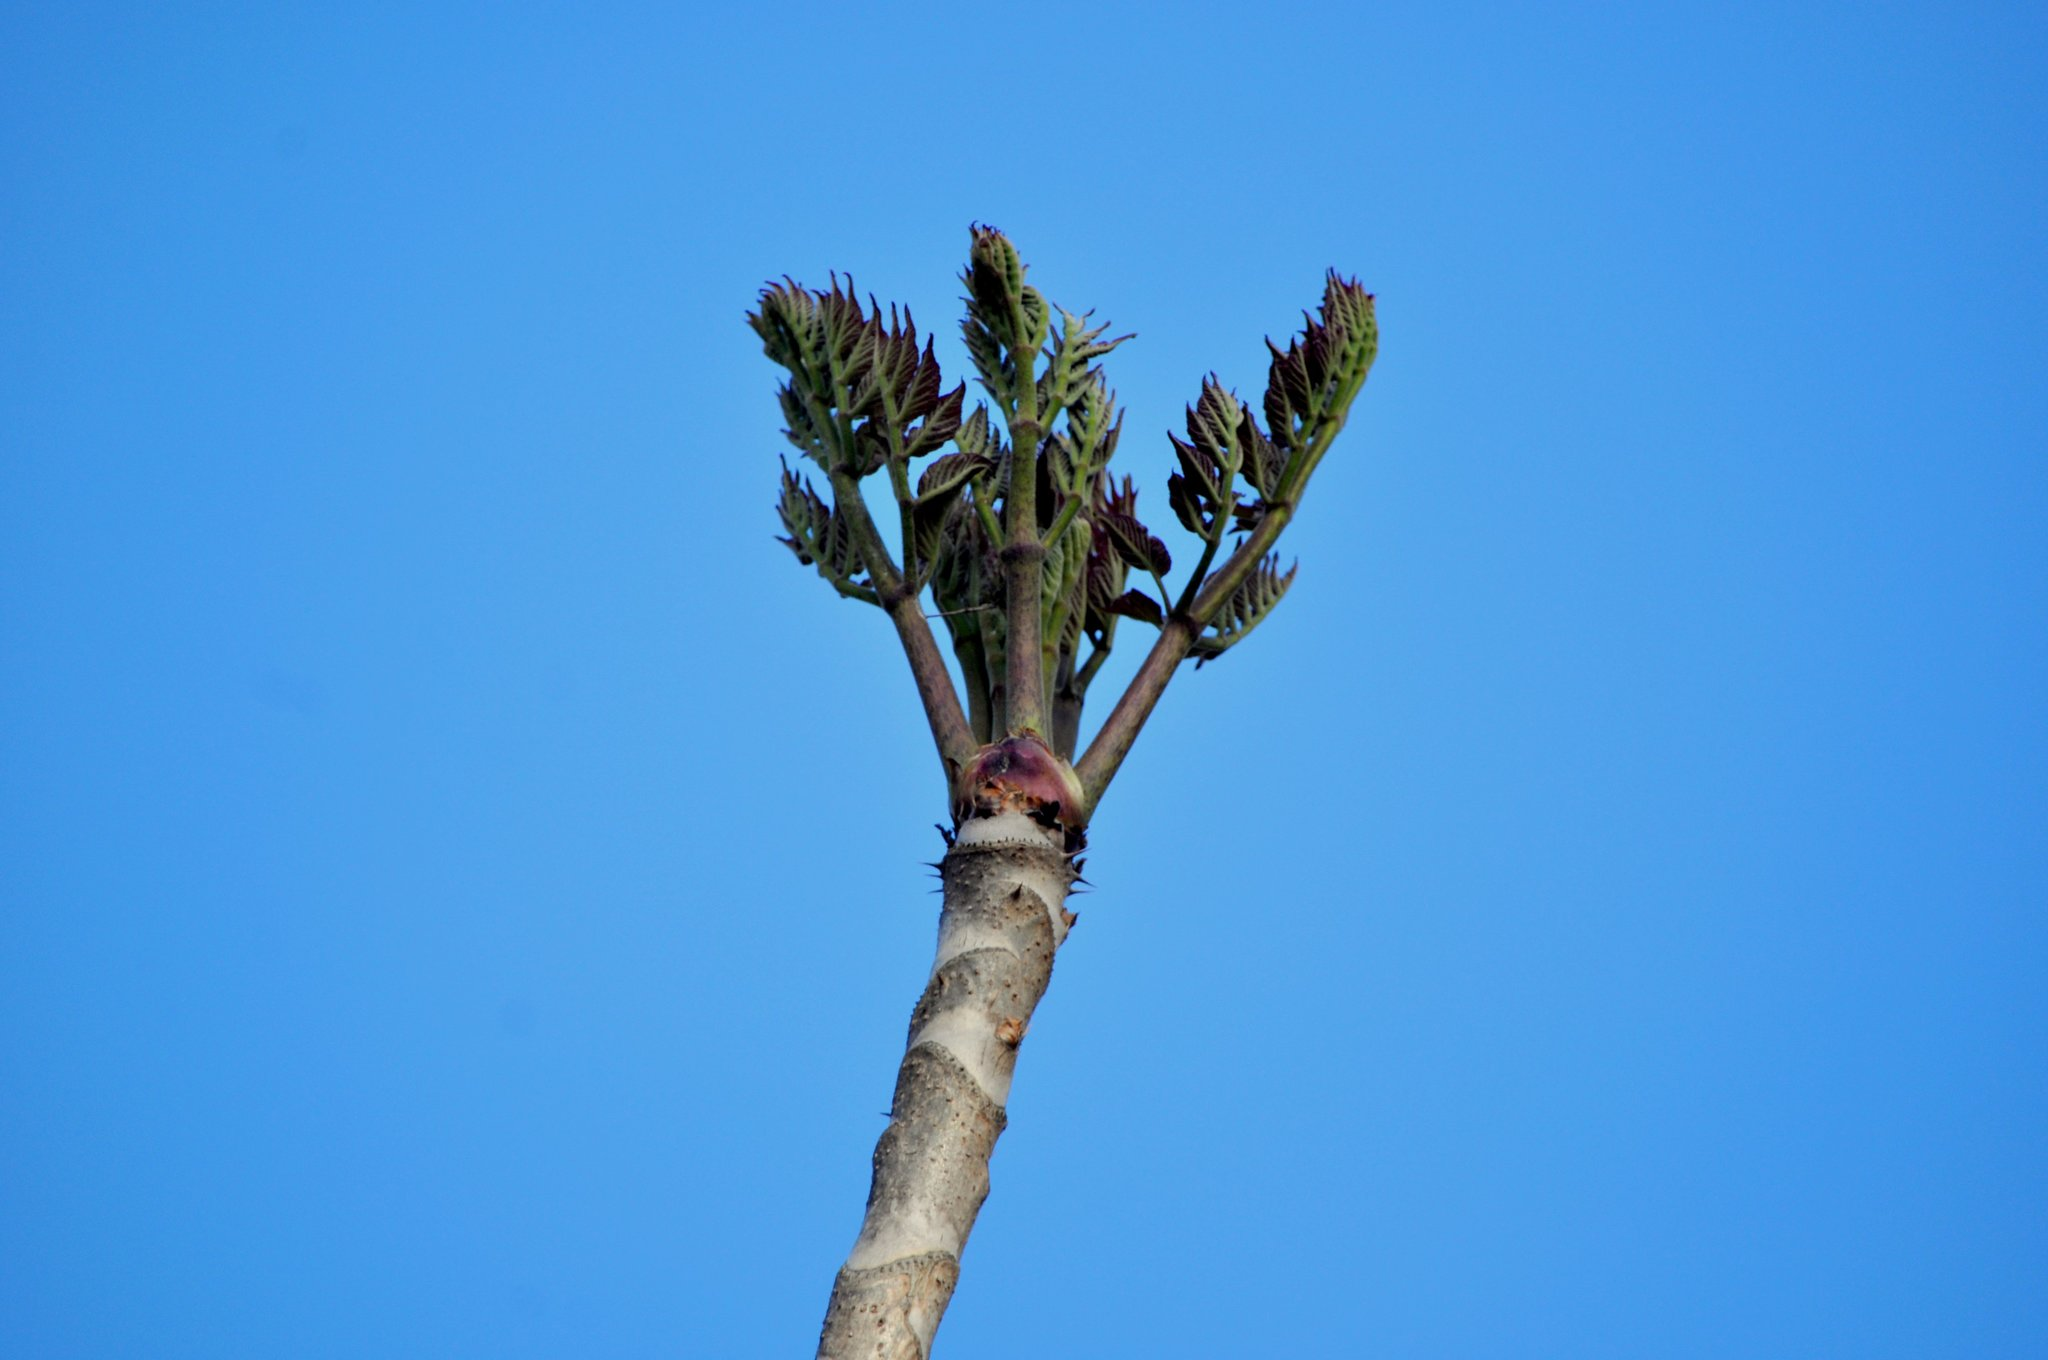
[
  {"x1": 973, "y1": 481, "x2": 1003, "y2": 546},
  {"x1": 1173, "y1": 527, "x2": 1226, "y2": 618},
  {"x1": 1001, "y1": 336, "x2": 1046, "y2": 737},
  {"x1": 953, "y1": 628, "x2": 994, "y2": 745},
  {"x1": 1041, "y1": 491, "x2": 1083, "y2": 549}
]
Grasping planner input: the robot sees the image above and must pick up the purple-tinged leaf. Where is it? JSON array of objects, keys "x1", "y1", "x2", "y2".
[{"x1": 1103, "y1": 590, "x2": 1164, "y2": 627}]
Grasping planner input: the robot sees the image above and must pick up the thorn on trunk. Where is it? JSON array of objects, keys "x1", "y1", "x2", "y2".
[{"x1": 1061, "y1": 907, "x2": 1078, "y2": 930}]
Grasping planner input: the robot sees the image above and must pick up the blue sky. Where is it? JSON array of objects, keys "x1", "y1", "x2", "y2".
[{"x1": 3, "y1": 2, "x2": 2043, "y2": 1355}]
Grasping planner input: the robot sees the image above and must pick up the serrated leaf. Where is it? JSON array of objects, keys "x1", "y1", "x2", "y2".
[
  {"x1": 1261, "y1": 272, "x2": 1376, "y2": 461},
  {"x1": 1237, "y1": 408, "x2": 1283, "y2": 499},
  {"x1": 1044, "y1": 520, "x2": 1090, "y2": 660},
  {"x1": 1164, "y1": 377, "x2": 1267, "y2": 540},
  {"x1": 1190, "y1": 554, "x2": 1297, "y2": 663},
  {"x1": 754, "y1": 275, "x2": 970, "y2": 481},
  {"x1": 962, "y1": 312, "x2": 1005, "y2": 400},
  {"x1": 1044, "y1": 431, "x2": 1079, "y2": 497},
  {"x1": 1083, "y1": 534, "x2": 1124, "y2": 610},
  {"x1": 915, "y1": 450, "x2": 993, "y2": 501},
  {"x1": 1092, "y1": 476, "x2": 1165, "y2": 575},
  {"x1": 1166, "y1": 466, "x2": 1210, "y2": 538},
  {"x1": 775, "y1": 382, "x2": 831, "y2": 465},
  {"x1": 1097, "y1": 497, "x2": 1171, "y2": 576},
  {"x1": 902, "y1": 381, "x2": 966, "y2": 461},
  {"x1": 907, "y1": 490, "x2": 964, "y2": 591},
  {"x1": 850, "y1": 420, "x2": 890, "y2": 477},
  {"x1": 773, "y1": 459, "x2": 877, "y2": 603},
  {"x1": 951, "y1": 404, "x2": 1000, "y2": 461},
  {"x1": 773, "y1": 460, "x2": 830, "y2": 566},
  {"x1": 1188, "y1": 380, "x2": 1241, "y2": 467},
  {"x1": 748, "y1": 279, "x2": 826, "y2": 388},
  {"x1": 962, "y1": 225, "x2": 1035, "y2": 404},
  {"x1": 1019, "y1": 287, "x2": 1050, "y2": 351},
  {"x1": 1064, "y1": 376, "x2": 1124, "y2": 477},
  {"x1": 1038, "y1": 308, "x2": 1132, "y2": 418}
]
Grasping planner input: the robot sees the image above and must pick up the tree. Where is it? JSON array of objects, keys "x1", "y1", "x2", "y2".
[{"x1": 750, "y1": 226, "x2": 1376, "y2": 1358}]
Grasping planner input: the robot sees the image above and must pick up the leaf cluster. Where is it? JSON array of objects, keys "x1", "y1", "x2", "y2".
[
  {"x1": 749, "y1": 278, "x2": 980, "y2": 600},
  {"x1": 750, "y1": 278, "x2": 965, "y2": 475},
  {"x1": 750, "y1": 227, "x2": 1375, "y2": 794}
]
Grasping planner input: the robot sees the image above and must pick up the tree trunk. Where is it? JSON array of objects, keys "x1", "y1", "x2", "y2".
[{"x1": 815, "y1": 812, "x2": 1078, "y2": 1359}]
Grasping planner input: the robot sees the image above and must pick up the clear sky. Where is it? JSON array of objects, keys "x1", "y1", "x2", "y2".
[{"x1": 3, "y1": 2, "x2": 2043, "y2": 1356}]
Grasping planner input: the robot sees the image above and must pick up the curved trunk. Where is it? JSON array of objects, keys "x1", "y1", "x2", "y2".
[{"x1": 816, "y1": 812, "x2": 1078, "y2": 1359}]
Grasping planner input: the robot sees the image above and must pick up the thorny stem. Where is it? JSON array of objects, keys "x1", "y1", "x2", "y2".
[{"x1": 814, "y1": 814, "x2": 1077, "y2": 1358}]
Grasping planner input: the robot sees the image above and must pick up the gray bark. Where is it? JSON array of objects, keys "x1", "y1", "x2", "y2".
[{"x1": 816, "y1": 813, "x2": 1077, "y2": 1359}]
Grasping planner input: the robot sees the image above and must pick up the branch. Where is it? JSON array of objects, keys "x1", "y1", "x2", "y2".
[
  {"x1": 1070, "y1": 613, "x2": 1193, "y2": 817},
  {"x1": 1072, "y1": 500, "x2": 1297, "y2": 812},
  {"x1": 1073, "y1": 318, "x2": 1372, "y2": 810},
  {"x1": 828, "y1": 469, "x2": 979, "y2": 778}
]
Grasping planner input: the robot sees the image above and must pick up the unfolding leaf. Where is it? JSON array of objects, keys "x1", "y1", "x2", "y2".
[
  {"x1": 950, "y1": 405, "x2": 1002, "y2": 462},
  {"x1": 1038, "y1": 308, "x2": 1132, "y2": 419},
  {"x1": 1165, "y1": 377, "x2": 1269, "y2": 539},
  {"x1": 1096, "y1": 478, "x2": 1171, "y2": 577},
  {"x1": 902, "y1": 380, "x2": 967, "y2": 461},
  {"x1": 1262, "y1": 271, "x2": 1377, "y2": 458},
  {"x1": 916, "y1": 450, "x2": 994, "y2": 501},
  {"x1": 1190, "y1": 553, "x2": 1297, "y2": 663},
  {"x1": 1166, "y1": 463, "x2": 1214, "y2": 538},
  {"x1": 961, "y1": 225, "x2": 1049, "y2": 405},
  {"x1": 753, "y1": 276, "x2": 969, "y2": 480},
  {"x1": 1104, "y1": 590, "x2": 1164, "y2": 627},
  {"x1": 773, "y1": 460, "x2": 876, "y2": 604}
]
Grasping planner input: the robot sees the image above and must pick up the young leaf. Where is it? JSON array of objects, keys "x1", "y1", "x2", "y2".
[
  {"x1": 1104, "y1": 590, "x2": 1164, "y2": 627},
  {"x1": 1263, "y1": 272, "x2": 1377, "y2": 460},
  {"x1": 1038, "y1": 308, "x2": 1131, "y2": 419},
  {"x1": 774, "y1": 460, "x2": 878, "y2": 604},
  {"x1": 1096, "y1": 477, "x2": 1172, "y2": 577},
  {"x1": 1166, "y1": 379, "x2": 1251, "y2": 539},
  {"x1": 1190, "y1": 553, "x2": 1297, "y2": 663},
  {"x1": 960, "y1": 225, "x2": 1050, "y2": 410}
]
